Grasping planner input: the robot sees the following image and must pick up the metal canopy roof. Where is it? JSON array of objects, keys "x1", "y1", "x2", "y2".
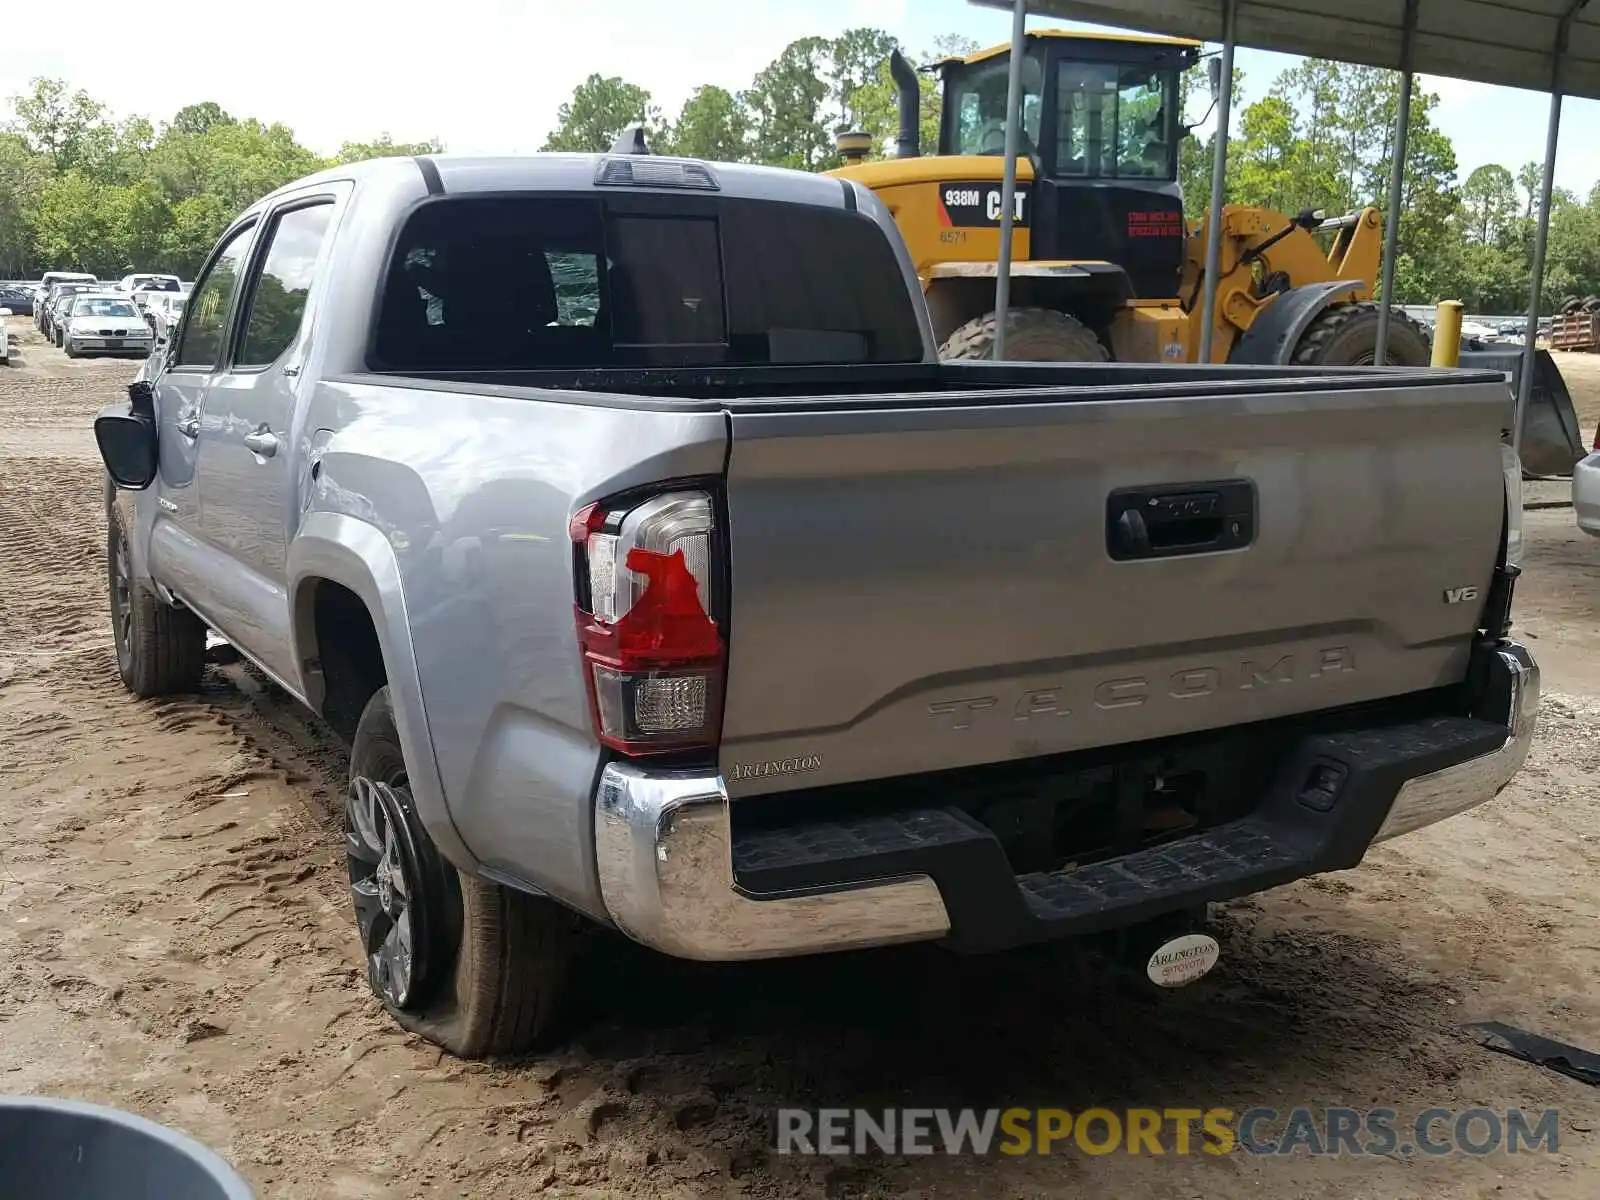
[{"x1": 971, "y1": 0, "x2": 1600, "y2": 100}]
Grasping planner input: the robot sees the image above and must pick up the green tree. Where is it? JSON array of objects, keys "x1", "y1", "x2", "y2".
[
  {"x1": 0, "y1": 132, "x2": 47, "y2": 277},
  {"x1": 662, "y1": 86, "x2": 751, "y2": 161},
  {"x1": 1371, "y1": 88, "x2": 1461, "y2": 303},
  {"x1": 1517, "y1": 161, "x2": 1544, "y2": 219},
  {"x1": 744, "y1": 37, "x2": 834, "y2": 170},
  {"x1": 1231, "y1": 94, "x2": 1297, "y2": 211},
  {"x1": 828, "y1": 27, "x2": 902, "y2": 134},
  {"x1": 7, "y1": 78, "x2": 114, "y2": 174},
  {"x1": 1460, "y1": 163, "x2": 1519, "y2": 245},
  {"x1": 541, "y1": 75, "x2": 661, "y2": 152},
  {"x1": 162, "y1": 194, "x2": 233, "y2": 276},
  {"x1": 336, "y1": 134, "x2": 445, "y2": 163},
  {"x1": 169, "y1": 102, "x2": 236, "y2": 138},
  {"x1": 29, "y1": 171, "x2": 119, "y2": 270}
]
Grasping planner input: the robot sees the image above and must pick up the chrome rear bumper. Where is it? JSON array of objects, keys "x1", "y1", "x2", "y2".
[
  {"x1": 1374, "y1": 640, "x2": 1539, "y2": 842},
  {"x1": 594, "y1": 765, "x2": 950, "y2": 960},
  {"x1": 593, "y1": 641, "x2": 1538, "y2": 960}
]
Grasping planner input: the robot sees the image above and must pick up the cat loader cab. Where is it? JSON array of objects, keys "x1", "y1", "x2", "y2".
[{"x1": 831, "y1": 30, "x2": 1430, "y2": 368}]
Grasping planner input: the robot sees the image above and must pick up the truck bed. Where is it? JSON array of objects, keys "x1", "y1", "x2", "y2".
[{"x1": 345, "y1": 360, "x2": 1512, "y2": 800}]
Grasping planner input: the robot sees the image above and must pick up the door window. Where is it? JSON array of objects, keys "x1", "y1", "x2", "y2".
[
  {"x1": 236, "y1": 202, "x2": 336, "y2": 368},
  {"x1": 947, "y1": 55, "x2": 1044, "y2": 157},
  {"x1": 1055, "y1": 62, "x2": 1177, "y2": 180},
  {"x1": 174, "y1": 223, "x2": 256, "y2": 370}
]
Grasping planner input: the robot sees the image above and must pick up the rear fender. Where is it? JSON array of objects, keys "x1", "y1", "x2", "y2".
[
  {"x1": 288, "y1": 512, "x2": 479, "y2": 874},
  {"x1": 1228, "y1": 280, "x2": 1360, "y2": 365}
]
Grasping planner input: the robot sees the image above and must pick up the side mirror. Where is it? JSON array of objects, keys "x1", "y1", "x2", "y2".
[
  {"x1": 1207, "y1": 57, "x2": 1223, "y2": 99},
  {"x1": 94, "y1": 381, "x2": 160, "y2": 490}
]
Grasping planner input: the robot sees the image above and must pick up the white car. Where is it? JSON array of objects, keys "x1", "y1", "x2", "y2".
[
  {"x1": 0, "y1": 305, "x2": 12, "y2": 365},
  {"x1": 1461, "y1": 320, "x2": 1499, "y2": 344},
  {"x1": 142, "y1": 290, "x2": 189, "y2": 342},
  {"x1": 61, "y1": 294, "x2": 154, "y2": 359},
  {"x1": 119, "y1": 273, "x2": 183, "y2": 294}
]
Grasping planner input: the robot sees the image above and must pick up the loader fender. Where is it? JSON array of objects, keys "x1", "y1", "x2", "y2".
[{"x1": 1227, "y1": 280, "x2": 1361, "y2": 365}]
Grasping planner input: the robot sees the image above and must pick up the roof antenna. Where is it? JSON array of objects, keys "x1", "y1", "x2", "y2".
[{"x1": 609, "y1": 126, "x2": 652, "y2": 155}]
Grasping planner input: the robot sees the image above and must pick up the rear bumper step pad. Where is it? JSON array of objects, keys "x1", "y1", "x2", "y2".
[{"x1": 731, "y1": 714, "x2": 1508, "y2": 953}]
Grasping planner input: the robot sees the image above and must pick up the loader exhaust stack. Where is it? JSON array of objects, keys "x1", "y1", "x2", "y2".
[{"x1": 890, "y1": 50, "x2": 920, "y2": 159}]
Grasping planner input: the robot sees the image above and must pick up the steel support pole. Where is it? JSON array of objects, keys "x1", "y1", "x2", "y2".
[
  {"x1": 1517, "y1": 1, "x2": 1591, "y2": 459},
  {"x1": 1197, "y1": 0, "x2": 1237, "y2": 364},
  {"x1": 991, "y1": 0, "x2": 1029, "y2": 360},
  {"x1": 1516, "y1": 93, "x2": 1560, "y2": 462},
  {"x1": 1374, "y1": 0, "x2": 1418, "y2": 366}
]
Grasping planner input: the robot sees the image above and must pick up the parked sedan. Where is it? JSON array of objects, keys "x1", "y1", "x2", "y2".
[
  {"x1": 0, "y1": 286, "x2": 35, "y2": 318},
  {"x1": 41, "y1": 284, "x2": 95, "y2": 340},
  {"x1": 61, "y1": 294, "x2": 154, "y2": 358}
]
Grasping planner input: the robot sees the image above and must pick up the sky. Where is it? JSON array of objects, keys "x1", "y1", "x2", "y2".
[{"x1": 3, "y1": 0, "x2": 1598, "y2": 197}]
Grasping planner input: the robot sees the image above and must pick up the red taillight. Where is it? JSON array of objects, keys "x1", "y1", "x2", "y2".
[{"x1": 572, "y1": 490, "x2": 724, "y2": 755}]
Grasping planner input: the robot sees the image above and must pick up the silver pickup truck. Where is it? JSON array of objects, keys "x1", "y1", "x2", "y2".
[{"x1": 95, "y1": 150, "x2": 1538, "y2": 1058}]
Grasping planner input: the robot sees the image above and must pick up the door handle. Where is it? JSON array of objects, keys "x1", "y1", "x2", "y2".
[
  {"x1": 243, "y1": 428, "x2": 279, "y2": 458},
  {"x1": 1106, "y1": 480, "x2": 1254, "y2": 561},
  {"x1": 176, "y1": 415, "x2": 199, "y2": 438}
]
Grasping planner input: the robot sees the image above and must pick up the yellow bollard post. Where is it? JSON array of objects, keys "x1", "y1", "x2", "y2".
[{"x1": 1431, "y1": 300, "x2": 1463, "y2": 367}]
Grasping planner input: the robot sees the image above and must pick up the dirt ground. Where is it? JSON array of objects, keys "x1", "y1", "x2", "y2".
[{"x1": 2, "y1": 321, "x2": 1600, "y2": 1199}]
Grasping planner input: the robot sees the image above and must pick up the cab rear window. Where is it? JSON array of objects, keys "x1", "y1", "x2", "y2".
[{"x1": 369, "y1": 193, "x2": 923, "y2": 371}]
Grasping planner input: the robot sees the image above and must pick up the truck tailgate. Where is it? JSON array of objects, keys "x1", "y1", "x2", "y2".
[{"x1": 718, "y1": 376, "x2": 1509, "y2": 796}]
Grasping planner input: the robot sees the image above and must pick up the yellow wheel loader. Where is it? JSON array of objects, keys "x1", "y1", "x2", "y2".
[{"x1": 829, "y1": 31, "x2": 1430, "y2": 367}]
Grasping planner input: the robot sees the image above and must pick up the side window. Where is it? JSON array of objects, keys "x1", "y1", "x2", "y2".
[
  {"x1": 236, "y1": 202, "x2": 335, "y2": 368},
  {"x1": 174, "y1": 223, "x2": 256, "y2": 370},
  {"x1": 545, "y1": 251, "x2": 600, "y2": 326}
]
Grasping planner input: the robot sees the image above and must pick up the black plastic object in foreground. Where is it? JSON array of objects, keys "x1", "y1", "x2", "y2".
[
  {"x1": 0, "y1": 1095, "x2": 254, "y2": 1199},
  {"x1": 94, "y1": 379, "x2": 158, "y2": 489},
  {"x1": 1461, "y1": 1021, "x2": 1600, "y2": 1087}
]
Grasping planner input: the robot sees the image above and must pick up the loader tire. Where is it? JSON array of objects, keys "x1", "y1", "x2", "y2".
[
  {"x1": 940, "y1": 307, "x2": 1109, "y2": 362},
  {"x1": 346, "y1": 687, "x2": 578, "y2": 1058},
  {"x1": 1291, "y1": 301, "x2": 1430, "y2": 368}
]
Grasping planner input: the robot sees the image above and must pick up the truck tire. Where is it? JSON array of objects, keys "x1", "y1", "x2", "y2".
[
  {"x1": 346, "y1": 687, "x2": 576, "y2": 1058},
  {"x1": 940, "y1": 307, "x2": 1109, "y2": 362},
  {"x1": 1292, "y1": 301, "x2": 1430, "y2": 367},
  {"x1": 107, "y1": 505, "x2": 207, "y2": 696}
]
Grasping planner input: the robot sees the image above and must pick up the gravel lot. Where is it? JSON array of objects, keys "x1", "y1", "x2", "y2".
[{"x1": 2, "y1": 322, "x2": 1599, "y2": 1199}]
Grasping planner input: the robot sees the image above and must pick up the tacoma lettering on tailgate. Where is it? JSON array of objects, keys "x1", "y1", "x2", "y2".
[{"x1": 927, "y1": 646, "x2": 1355, "y2": 731}]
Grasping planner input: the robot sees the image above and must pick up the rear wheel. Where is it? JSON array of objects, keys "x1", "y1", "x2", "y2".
[
  {"x1": 940, "y1": 307, "x2": 1109, "y2": 362},
  {"x1": 1292, "y1": 301, "x2": 1431, "y2": 367},
  {"x1": 346, "y1": 688, "x2": 577, "y2": 1058},
  {"x1": 107, "y1": 504, "x2": 206, "y2": 696}
]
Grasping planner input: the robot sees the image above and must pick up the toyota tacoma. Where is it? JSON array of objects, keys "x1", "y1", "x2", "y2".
[{"x1": 93, "y1": 148, "x2": 1538, "y2": 1057}]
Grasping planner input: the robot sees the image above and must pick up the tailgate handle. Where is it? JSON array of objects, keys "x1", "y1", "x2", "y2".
[{"x1": 1107, "y1": 480, "x2": 1254, "y2": 561}]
